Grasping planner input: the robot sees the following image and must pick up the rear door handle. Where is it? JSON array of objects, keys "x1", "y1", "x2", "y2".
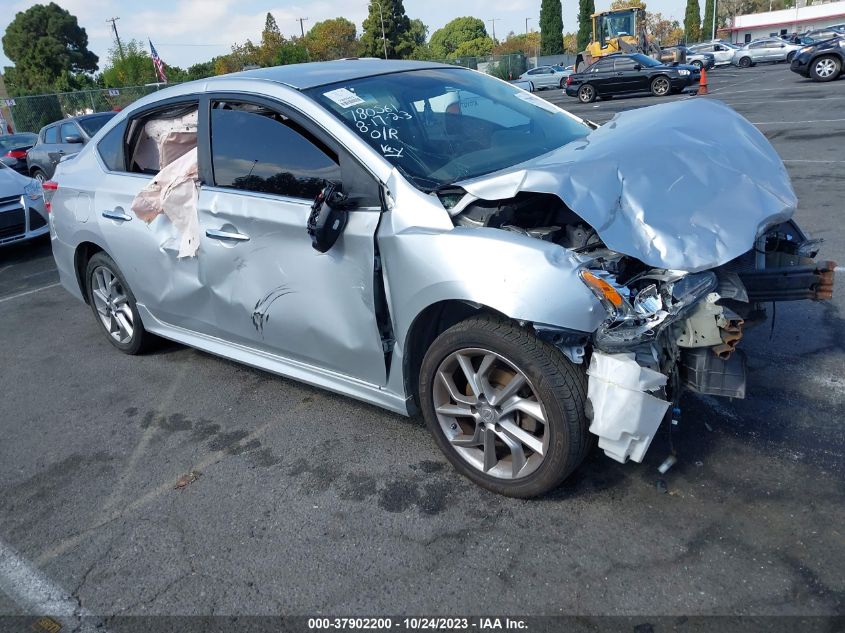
[
  {"x1": 206, "y1": 228, "x2": 250, "y2": 242},
  {"x1": 102, "y1": 209, "x2": 132, "y2": 222}
]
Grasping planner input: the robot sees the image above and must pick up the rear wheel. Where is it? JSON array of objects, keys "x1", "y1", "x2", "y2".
[
  {"x1": 738, "y1": 56, "x2": 752, "y2": 68},
  {"x1": 577, "y1": 83, "x2": 596, "y2": 103},
  {"x1": 810, "y1": 55, "x2": 841, "y2": 82},
  {"x1": 31, "y1": 169, "x2": 47, "y2": 183},
  {"x1": 650, "y1": 75, "x2": 671, "y2": 96},
  {"x1": 691, "y1": 60, "x2": 703, "y2": 70},
  {"x1": 85, "y1": 252, "x2": 154, "y2": 355},
  {"x1": 419, "y1": 315, "x2": 590, "y2": 498}
]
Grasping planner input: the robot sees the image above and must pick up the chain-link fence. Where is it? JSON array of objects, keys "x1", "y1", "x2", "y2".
[
  {"x1": 426, "y1": 54, "x2": 532, "y2": 80},
  {"x1": 3, "y1": 84, "x2": 169, "y2": 134}
]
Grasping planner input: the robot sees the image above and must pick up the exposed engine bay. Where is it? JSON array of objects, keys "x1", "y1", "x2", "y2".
[{"x1": 442, "y1": 189, "x2": 836, "y2": 464}]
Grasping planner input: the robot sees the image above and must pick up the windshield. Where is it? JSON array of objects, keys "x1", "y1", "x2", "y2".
[
  {"x1": 307, "y1": 68, "x2": 591, "y2": 191},
  {"x1": 601, "y1": 11, "x2": 636, "y2": 38},
  {"x1": 78, "y1": 113, "x2": 116, "y2": 137},
  {"x1": 630, "y1": 53, "x2": 661, "y2": 67}
]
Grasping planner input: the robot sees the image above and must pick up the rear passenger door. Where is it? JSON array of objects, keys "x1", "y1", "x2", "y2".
[
  {"x1": 195, "y1": 97, "x2": 389, "y2": 386},
  {"x1": 612, "y1": 57, "x2": 645, "y2": 93}
]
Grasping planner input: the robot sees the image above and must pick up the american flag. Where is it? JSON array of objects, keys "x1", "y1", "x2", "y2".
[{"x1": 149, "y1": 39, "x2": 168, "y2": 83}]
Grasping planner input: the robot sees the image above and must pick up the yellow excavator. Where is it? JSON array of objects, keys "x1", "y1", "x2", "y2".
[{"x1": 575, "y1": 8, "x2": 664, "y2": 72}]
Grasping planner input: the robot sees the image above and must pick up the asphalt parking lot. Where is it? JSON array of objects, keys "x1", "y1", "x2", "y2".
[{"x1": 1, "y1": 63, "x2": 843, "y2": 623}]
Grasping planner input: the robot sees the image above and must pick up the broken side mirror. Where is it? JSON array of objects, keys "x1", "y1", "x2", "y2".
[{"x1": 307, "y1": 182, "x2": 354, "y2": 253}]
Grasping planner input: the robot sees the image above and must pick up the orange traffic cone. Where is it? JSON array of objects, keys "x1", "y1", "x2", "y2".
[{"x1": 698, "y1": 67, "x2": 708, "y2": 96}]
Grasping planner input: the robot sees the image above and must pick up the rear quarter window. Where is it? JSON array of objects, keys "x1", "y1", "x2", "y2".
[
  {"x1": 44, "y1": 126, "x2": 58, "y2": 144},
  {"x1": 97, "y1": 119, "x2": 128, "y2": 172}
]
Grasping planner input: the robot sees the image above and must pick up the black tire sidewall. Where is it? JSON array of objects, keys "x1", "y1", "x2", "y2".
[
  {"x1": 651, "y1": 76, "x2": 670, "y2": 96},
  {"x1": 739, "y1": 57, "x2": 751, "y2": 68},
  {"x1": 419, "y1": 318, "x2": 587, "y2": 498},
  {"x1": 85, "y1": 252, "x2": 147, "y2": 354}
]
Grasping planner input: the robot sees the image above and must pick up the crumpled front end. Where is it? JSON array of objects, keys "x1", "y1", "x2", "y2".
[{"x1": 444, "y1": 98, "x2": 835, "y2": 466}]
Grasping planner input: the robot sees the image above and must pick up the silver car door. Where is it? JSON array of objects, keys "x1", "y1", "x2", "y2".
[
  {"x1": 195, "y1": 97, "x2": 388, "y2": 386},
  {"x1": 92, "y1": 98, "x2": 208, "y2": 330}
]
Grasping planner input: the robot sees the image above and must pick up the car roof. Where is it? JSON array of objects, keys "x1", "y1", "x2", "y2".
[{"x1": 227, "y1": 59, "x2": 456, "y2": 90}]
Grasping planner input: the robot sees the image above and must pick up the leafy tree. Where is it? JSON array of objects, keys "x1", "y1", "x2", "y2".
[
  {"x1": 100, "y1": 40, "x2": 157, "y2": 87},
  {"x1": 185, "y1": 60, "x2": 216, "y2": 81},
  {"x1": 702, "y1": 0, "x2": 715, "y2": 41},
  {"x1": 577, "y1": 0, "x2": 596, "y2": 52},
  {"x1": 563, "y1": 32, "x2": 578, "y2": 53},
  {"x1": 429, "y1": 17, "x2": 489, "y2": 59},
  {"x1": 400, "y1": 19, "x2": 429, "y2": 58},
  {"x1": 493, "y1": 32, "x2": 541, "y2": 56},
  {"x1": 359, "y1": 0, "x2": 412, "y2": 59},
  {"x1": 540, "y1": 0, "x2": 565, "y2": 55},
  {"x1": 2, "y1": 2, "x2": 98, "y2": 93},
  {"x1": 259, "y1": 13, "x2": 285, "y2": 66},
  {"x1": 610, "y1": 0, "x2": 646, "y2": 9},
  {"x1": 307, "y1": 18, "x2": 358, "y2": 61},
  {"x1": 276, "y1": 38, "x2": 310, "y2": 65},
  {"x1": 684, "y1": 0, "x2": 702, "y2": 42},
  {"x1": 452, "y1": 37, "x2": 495, "y2": 59}
]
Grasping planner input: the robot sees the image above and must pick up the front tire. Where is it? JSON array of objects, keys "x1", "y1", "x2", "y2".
[
  {"x1": 31, "y1": 169, "x2": 47, "y2": 183},
  {"x1": 810, "y1": 55, "x2": 841, "y2": 82},
  {"x1": 787, "y1": 51, "x2": 796, "y2": 62},
  {"x1": 650, "y1": 75, "x2": 671, "y2": 96},
  {"x1": 419, "y1": 316, "x2": 590, "y2": 498},
  {"x1": 738, "y1": 56, "x2": 752, "y2": 68},
  {"x1": 85, "y1": 252, "x2": 154, "y2": 355},
  {"x1": 577, "y1": 83, "x2": 596, "y2": 103}
]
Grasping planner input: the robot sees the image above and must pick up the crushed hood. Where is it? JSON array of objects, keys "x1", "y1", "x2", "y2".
[{"x1": 459, "y1": 99, "x2": 796, "y2": 272}]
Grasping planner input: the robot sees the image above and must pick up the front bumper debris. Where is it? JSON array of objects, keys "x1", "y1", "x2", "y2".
[
  {"x1": 586, "y1": 351, "x2": 671, "y2": 463},
  {"x1": 738, "y1": 260, "x2": 836, "y2": 302}
]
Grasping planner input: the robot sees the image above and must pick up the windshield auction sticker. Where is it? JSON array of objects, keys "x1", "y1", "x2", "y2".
[{"x1": 323, "y1": 88, "x2": 366, "y2": 108}]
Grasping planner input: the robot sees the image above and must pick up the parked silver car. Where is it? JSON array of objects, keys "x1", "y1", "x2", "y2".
[
  {"x1": 689, "y1": 41, "x2": 739, "y2": 66},
  {"x1": 0, "y1": 160, "x2": 48, "y2": 246},
  {"x1": 49, "y1": 60, "x2": 835, "y2": 497},
  {"x1": 518, "y1": 65, "x2": 571, "y2": 89},
  {"x1": 733, "y1": 38, "x2": 803, "y2": 67}
]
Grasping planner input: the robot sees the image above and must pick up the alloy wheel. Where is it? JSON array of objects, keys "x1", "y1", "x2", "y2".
[
  {"x1": 90, "y1": 265, "x2": 134, "y2": 344},
  {"x1": 652, "y1": 77, "x2": 670, "y2": 96},
  {"x1": 815, "y1": 58, "x2": 837, "y2": 78},
  {"x1": 578, "y1": 84, "x2": 595, "y2": 103},
  {"x1": 432, "y1": 348, "x2": 549, "y2": 480}
]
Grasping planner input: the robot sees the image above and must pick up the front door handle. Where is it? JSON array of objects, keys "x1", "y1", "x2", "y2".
[
  {"x1": 102, "y1": 209, "x2": 132, "y2": 222},
  {"x1": 206, "y1": 228, "x2": 250, "y2": 242}
]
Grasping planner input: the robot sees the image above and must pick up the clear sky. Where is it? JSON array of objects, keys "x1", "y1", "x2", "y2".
[{"x1": 1, "y1": 0, "x2": 688, "y2": 72}]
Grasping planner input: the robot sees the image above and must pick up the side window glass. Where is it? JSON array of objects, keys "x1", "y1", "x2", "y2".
[
  {"x1": 614, "y1": 58, "x2": 635, "y2": 70},
  {"x1": 97, "y1": 119, "x2": 128, "y2": 171},
  {"x1": 60, "y1": 122, "x2": 79, "y2": 141},
  {"x1": 44, "y1": 126, "x2": 58, "y2": 144},
  {"x1": 211, "y1": 102, "x2": 340, "y2": 200}
]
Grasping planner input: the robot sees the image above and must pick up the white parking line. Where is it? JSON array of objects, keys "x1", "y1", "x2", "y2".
[
  {"x1": 0, "y1": 539, "x2": 104, "y2": 631},
  {"x1": 0, "y1": 282, "x2": 60, "y2": 304}
]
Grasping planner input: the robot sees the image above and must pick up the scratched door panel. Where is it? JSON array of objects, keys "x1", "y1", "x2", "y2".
[{"x1": 196, "y1": 187, "x2": 387, "y2": 387}]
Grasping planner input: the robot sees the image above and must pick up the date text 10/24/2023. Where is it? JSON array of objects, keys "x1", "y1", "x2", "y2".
[{"x1": 307, "y1": 617, "x2": 529, "y2": 630}]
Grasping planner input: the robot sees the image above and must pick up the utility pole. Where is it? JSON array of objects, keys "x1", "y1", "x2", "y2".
[
  {"x1": 296, "y1": 17, "x2": 309, "y2": 37},
  {"x1": 525, "y1": 17, "x2": 532, "y2": 35},
  {"x1": 106, "y1": 17, "x2": 124, "y2": 59},
  {"x1": 488, "y1": 18, "x2": 501, "y2": 42},
  {"x1": 374, "y1": 1, "x2": 388, "y2": 59},
  {"x1": 711, "y1": 0, "x2": 717, "y2": 40}
]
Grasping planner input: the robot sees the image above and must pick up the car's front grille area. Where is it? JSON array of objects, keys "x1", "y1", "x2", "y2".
[{"x1": 0, "y1": 195, "x2": 26, "y2": 240}]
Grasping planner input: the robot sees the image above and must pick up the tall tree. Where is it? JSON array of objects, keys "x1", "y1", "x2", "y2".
[
  {"x1": 702, "y1": 0, "x2": 715, "y2": 41},
  {"x1": 684, "y1": 0, "x2": 702, "y2": 43},
  {"x1": 540, "y1": 0, "x2": 565, "y2": 55},
  {"x1": 577, "y1": 0, "x2": 596, "y2": 52},
  {"x1": 2, "y1": 2, "x2": 98, "y2": 93},
  {"x1": 399, "y1": 18, "x2": 428, "y2": 58},
  {"x1": 359, "y1": 0, "x2": 412, "y2": 59},
  {"x1": 307, "y1": 18, "x2": 358, "y2": 61},
  {"x1": 259, "y1": 12, "x2": 285, "y2": 66},
  {"x1": 429, "y1": 17, "x2": 489, "y2": 59}
]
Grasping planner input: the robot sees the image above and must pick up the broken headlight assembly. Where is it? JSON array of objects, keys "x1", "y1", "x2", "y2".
[{"x1": 579, "y1": 256, "x2": 717, "y2": 350}]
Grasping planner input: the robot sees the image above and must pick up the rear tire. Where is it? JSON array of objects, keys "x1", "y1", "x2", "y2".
[
  {"x1": 85, "y1": 252, "x2": 155, "y2": 355},
  {"x1": 31, "y1": 169, "x2": 47, "y2": 183},
  {"x1": 419, "y1": 315, "x2": 590, "y2": 498},
  {"x1": 810, "y1": 55, "x2": 841, "y2": 82},
  {"x1": 691, "y1": 60, "x2": 703, "y2": 70},
  {"x1": 577, "y1": 83, "x2": 597, "y2": 103}
]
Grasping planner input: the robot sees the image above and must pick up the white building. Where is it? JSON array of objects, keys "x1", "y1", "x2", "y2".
[{"x1": 718, "y1": 0, "x2": 845, "y2": 43}]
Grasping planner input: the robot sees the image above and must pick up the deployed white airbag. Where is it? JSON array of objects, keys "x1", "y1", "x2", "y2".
[
  {"x1": 587, "y1": 351, "x2": 671, "y2": 463},
  {"x1": 131, "y1": 147, "x2": 200, "y2": 258}
]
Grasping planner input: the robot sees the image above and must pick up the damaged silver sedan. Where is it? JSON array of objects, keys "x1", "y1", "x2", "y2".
[{"x1": 48, "y1": 60, "x2": 835, "y2": 497}]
